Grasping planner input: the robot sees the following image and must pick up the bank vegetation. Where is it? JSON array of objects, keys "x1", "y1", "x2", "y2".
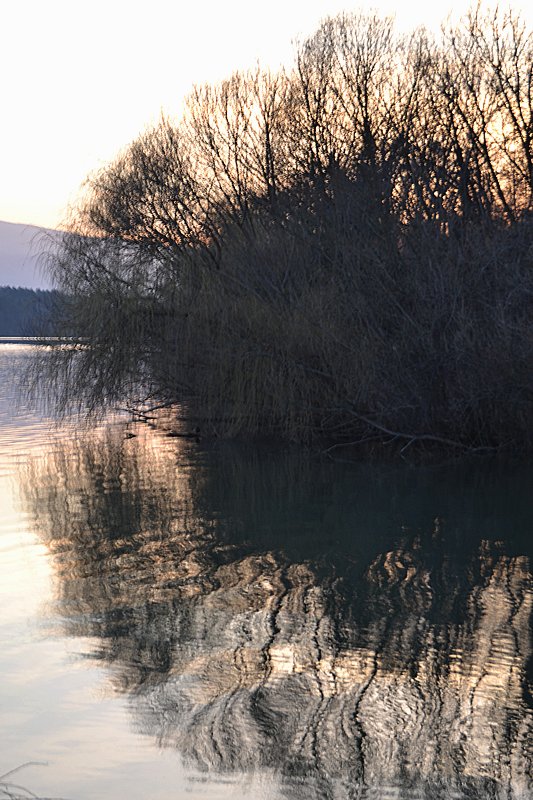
[{"x1": 39, "y1": 4, "x2": 533, "y2": 452}]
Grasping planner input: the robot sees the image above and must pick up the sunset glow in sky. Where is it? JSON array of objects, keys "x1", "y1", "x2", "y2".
[{"x1": 2, "y1": 0, "x2": 532, "y2": 229}]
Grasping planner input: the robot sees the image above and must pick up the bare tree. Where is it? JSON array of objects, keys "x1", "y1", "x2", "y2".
[{"x1": 37, "y1": 5, "x2": 533, "y2": 452}]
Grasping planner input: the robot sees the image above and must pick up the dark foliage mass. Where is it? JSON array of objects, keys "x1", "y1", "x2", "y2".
[
  {"x1": 0, "y1": 287, "x2": 61, "y2": 337},
  {"x1": 40, "y1": 5, "x2": 533, "y2": 451}
]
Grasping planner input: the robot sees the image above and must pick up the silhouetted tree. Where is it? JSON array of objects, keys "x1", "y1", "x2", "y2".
[{"x1": 37, "y1": 5, "x2": 533, "y2": 450}]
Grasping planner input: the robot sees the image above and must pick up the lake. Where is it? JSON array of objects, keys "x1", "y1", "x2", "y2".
[{"x1": 0, "y1": 344, "x2": 531, "y2": 800}]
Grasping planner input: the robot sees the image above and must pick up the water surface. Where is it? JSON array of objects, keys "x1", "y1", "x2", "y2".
[{"x1": 1, "y1": 345, "x2": 531, "y2": 799}]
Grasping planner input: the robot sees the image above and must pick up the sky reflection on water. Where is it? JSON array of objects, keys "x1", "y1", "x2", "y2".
[{"x1": 1, "y1": 346, "x2": 532, "y2": 799}]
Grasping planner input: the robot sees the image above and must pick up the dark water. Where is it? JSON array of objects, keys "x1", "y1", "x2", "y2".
[{"x1": 1, "y1": 346, "x2": 532, "y2": 799}]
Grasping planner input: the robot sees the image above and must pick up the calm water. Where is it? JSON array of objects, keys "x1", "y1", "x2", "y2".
[{"x1": 0, "y1": 345, "x2": 531, "y2": 800}]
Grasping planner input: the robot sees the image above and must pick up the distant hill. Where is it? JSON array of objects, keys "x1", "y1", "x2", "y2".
[
  {"x1": 0, "y1": 220, "x2": 58, "y2": 290},
  {"x1": 0, "y1": 286, "x2": 62, "y2": 336}
]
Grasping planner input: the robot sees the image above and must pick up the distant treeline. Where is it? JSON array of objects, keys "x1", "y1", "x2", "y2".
[
  {"x1": 0, "y1": 287, "x2": 61, "y2": 336},
  {"x1": 39, "y1": 5, "x2": 533, "y2": 453}
]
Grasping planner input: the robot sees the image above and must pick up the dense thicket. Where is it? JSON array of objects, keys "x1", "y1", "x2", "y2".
[
  {"x1": 0, "y1": 287, "x2": 61, "y2": 336},
  {"x1": 42, "y1": 5, "x2": 533, "y2": 450}
]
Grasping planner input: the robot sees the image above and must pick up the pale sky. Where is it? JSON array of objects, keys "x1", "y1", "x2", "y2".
[{"x1": 1, "y1": 0, "x2": 531, "y2": 230}]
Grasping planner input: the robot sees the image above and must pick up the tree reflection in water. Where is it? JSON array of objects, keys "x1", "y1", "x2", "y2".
[{"x1": 19, "y1": 426, "x2": 533, "y2": 800}]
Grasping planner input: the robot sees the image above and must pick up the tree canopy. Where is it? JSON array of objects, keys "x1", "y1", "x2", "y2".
[{"x1": 40, "y1": 5, "x2": 533, "y2": 451}]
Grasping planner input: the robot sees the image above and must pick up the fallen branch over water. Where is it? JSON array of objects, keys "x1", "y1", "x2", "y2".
[
  {"x1": 0, "y1": 763, "x2": 71, "y2": 800},
  {"x1": 322, "y1": 408, "x2": 501, "y2": 456}
]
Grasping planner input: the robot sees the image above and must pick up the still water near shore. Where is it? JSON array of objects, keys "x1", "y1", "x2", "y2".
[{"x1": 0, "y1": 344, "x2": 531, "y2": 800}]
